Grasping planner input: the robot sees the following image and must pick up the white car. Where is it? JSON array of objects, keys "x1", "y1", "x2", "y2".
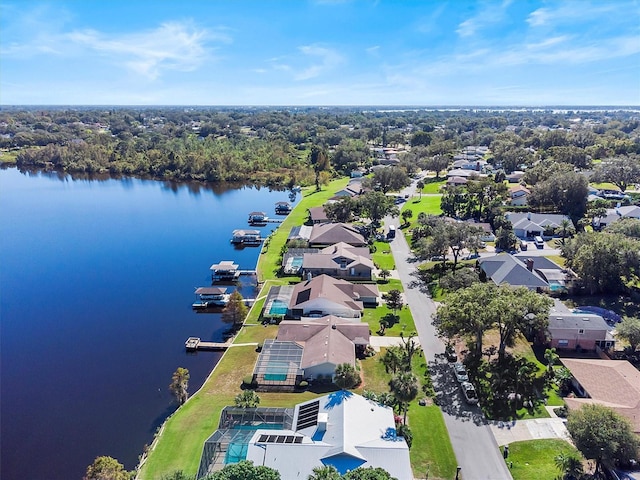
[
  {"x1": 453, "y1": 362, "x2": 469, "y2": 383},
  {"x1": 461, "y1": 381, "x2": 479, "y2": 405}
]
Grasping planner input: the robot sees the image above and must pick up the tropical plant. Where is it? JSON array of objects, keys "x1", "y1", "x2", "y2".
[
  {"x1": 84, "y1": 456, "x2": 131, "y2": 480},
  {"x1": 554, "y1": 452, "x2": 584, "y2": 480},
  {"x1": 235, "y1": 390, "x2": 260, "y2": 408},
  {"x1": 307, "y1": 465, "x2": 341, "y2": 480},
  {"x1": 204, "y1": 460, "x2": 280, "y2": 480},
  {"x1": 222, "y1": 290, "x2": 248, "y2": 328},
  {"x1": 616, "y1": 316, "x2": 640, "y2": 352},
  {"x1": 333, "y1": 363, "x2": 360, "y2": 390},
  {"x1": 389, "y1": 371, "x2": 419, "y2": 423},
  {"x1": 169, "y1": 367, "x2": 190, "y2": 405}
]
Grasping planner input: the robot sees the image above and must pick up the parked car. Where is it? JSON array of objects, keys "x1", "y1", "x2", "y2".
[
  {"x1": 452, "y1": 362, "x2": 469, "y2": 383},
  {"x1": 461, "y1": 381, "x2": 479, "y2": 404},
  {"x1": 520, "y1": 241, "x2": 528, "y2": 251},
  {"x1": 430, "y1": 255, "x2": 446, "y2": 261},
  {"x1": 463, "y1": 252, "x2": 480, "y2": 260},
  {"x1": 445, "y1": 345, "x2": 457, "y2": 362}
]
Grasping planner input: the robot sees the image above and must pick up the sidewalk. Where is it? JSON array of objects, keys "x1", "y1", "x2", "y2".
[
  {"x1": 369, "y1": 336, "x2": 421, "y2": 352},
  {"x1": 490, "y1": 417, "x2": 572, "y2": 446}
]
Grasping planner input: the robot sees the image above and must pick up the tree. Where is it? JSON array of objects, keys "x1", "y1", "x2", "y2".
[
  {"x1": 616, "y1": 316, "x2": 640, "y2": 352},
  {"x1": 307, "y1": 465, "x2": 341, "y2": 480},
  {"x1": 378, "y1": 269, "x2": 391, "y2": 282},
  {"x1": 310, "y1": 145, "x2": 331, "y2": 191},
  {"x1": 528, "y1": 171, "x2": 588, "y2": 226},
  {"x1": 439, "y1": 268, "x2": 479, "y2": 292},
  {"x1": 555, "y1": 219, "x2": 575, "y2": 246},
  {"x1": 566, "y1": 404, "x2": 639, "y2": 472},
  {"x1": 410, "y1": 131, "x2": 431, "y2": 147},
  {"x1": 384, "y1": 289, "x2": 403, "y2": 314},
  {"x1": 591, "y1": 154, "x2": 640, "y2": 192},
  {"x1": 605, "y1": 217, "x2": 640, "y2": 239},
  {"x1": 222, "y1": 290, "x2": 248, "y2": 328},
  {"x1": 371, "y1": 167, "x2": 410, "y2": 194},
  {"x1": 544, "y1": 348, "x2": 559, "y2": 376},
  {"x1": 422, "y1": 154, "x2": 450, "y2": 179},
  {"x1": 415, "y1": 179, "x2": 425, "y2": 198},
  {"x1": 380, "y1": 346, "x2": 404, "y2": 374},
  {"x1": 389, "y1": 371, "x2": 418, "y2": 423},
  {"x1": 205, "y1": 460, "x2": 280, "y2": 480},
  {"x1": 434, "y1": 283, "x2": 552, "y2": 360},
  {"x1": 554, "y1": 452, "x2": 584, "y2": 480},
  {"x1": 494, "y1": 226, "x2": 518, "y2": 252},
  {"x1": 333, "y1": 363, "x2": 360, "y2": 389},
  {"x1": 401, "y1": 208, "x2": 413, "y2": 226},
  {"x1": 325, "y1": 196, "x2": 359, "y2": 223},
  {"x1": 358, "y1": 191, "x2": 398, "y2": 225},
  {"x1": 445, "y1": 222, "x2": 485, "y2": 270},
  {"x1": 562, "y1": 232, "x2": 640, "y2": 294},
  {"x1": 343, "y1": 467, "x2": 398, "y2": 480},
  {"x1": 378, "y1": 313, "x2": 398, "y2": 335},
  {"x1": 235, "y1": 389, "x2": 260, "y2": 408},
  {"x1": 169, "y1": 367, "x2": 190, "y2": 405},
  {"x1": 84, "y1": 456, "x2": 130, "y2": 480}
]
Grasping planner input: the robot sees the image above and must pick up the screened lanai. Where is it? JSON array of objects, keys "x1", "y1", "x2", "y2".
[
  {"x1": 252, "y1": 339, "x2": 304, "y2": 390},
  {"x1": 196, "y1": 406, "x2": 294, "y2": 479}
]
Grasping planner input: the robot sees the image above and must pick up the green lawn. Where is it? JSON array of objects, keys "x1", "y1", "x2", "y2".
[
  {"x1": 590, "y1": 182, "x2": 620, "y2": 191},
  {"x1": 402, "y1": 195, "x2": 443, "y2": 224},
  {"x1": 257, "y1": 177, "x2": 350, "y2": 282},
  {"x1": 421, "y1": 180, "x2": 446, "y2": 194},
  {"x1": 372, "y1": 241, "x2": 395, "y2": 270},
  {"x1": 506, "y1": 439, "x2": 582, "y2": 480},
  {"x1": 0, "y1": 149, "x2": 19, "y2": 164},
  {"x1": 408, "y1": 403, "x2": 458, "y2": 480},
  {"x1": 362, "y1": 301, "x2": 415, "y2": 337}
]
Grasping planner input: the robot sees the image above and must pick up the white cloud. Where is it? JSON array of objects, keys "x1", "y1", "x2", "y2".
[
  {"x1": 66, "y1": 22, "x2": 225, "y2": 80},
  {"x1": 456, "y1": 0, "x2": 512, "y2": 37},
  {"x1": 294, "y1": 45, "x2": 344, "y2": 81},
  {"x1": 527, "y1": 1, "x2": 628, "y2": 27}
]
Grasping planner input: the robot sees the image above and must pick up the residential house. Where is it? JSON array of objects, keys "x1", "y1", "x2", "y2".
[
  {"x1": 547, "y1": 311, "x2": 614, "y2": 351},
  {"x1": 308, "y1": 223, "x2": 367, "y2": 248},
  {"x1": 244, "y1": 391, "x2": 413, "y2": 479},
  {"x1": 287, "y1": 225, "x2": 313, "y2": 243},
  {"x1": 332, "y1": 179, "x2": 364, "y2": 199},
  {"x1": 464, "y1": 221, "x2": 495, "y2": 242},
  {"x1": 446, "y1": 176, "x2": 468, "y2": 187},
  {"x1": 308, "y1": 206, "x2": 329, "y2": 224},
  {"x1": 478, "y1": 253, "x2": 568, "y2": 291},
  {"x1": 446, "y1": 168, "x2": 485, "y2": 179},
  {"x1": 451, "y1": 158, "x2": 489, "y2": 171},
  {"x1": 504, "y1": 212, "x2": 571, "y2": 239},
  {"x1": 301, "y1": 242, "x2": 374, "y2": 280},
  {"x1": 561, "y1": 359, "x2": 640, "y2": 434},
  {"x1": 276, "y1": 315, "x2": 370, "y2": 381},
  {"x1": 592, "y1": 205, "x2": 640, "y2": 230},
  {"x1": 508, "y1": 185, "x2": 530, "y2": 206},
  {"x1": 289, "y1": 274, "x2": 379, "y2": 319},
  {"x1": 506, "y1": 171, "x2": 525, "y2": 183}
]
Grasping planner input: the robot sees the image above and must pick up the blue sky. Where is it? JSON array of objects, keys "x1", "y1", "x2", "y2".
[{"x1": 1, "y1": 0, "x2": 639, "y2": 105}]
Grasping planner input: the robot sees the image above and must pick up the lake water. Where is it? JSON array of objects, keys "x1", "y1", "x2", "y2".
[{"x1": 0, "y1": 168, "x2": 296, "y2": 480}]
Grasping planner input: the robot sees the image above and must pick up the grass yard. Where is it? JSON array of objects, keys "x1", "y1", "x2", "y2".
[
  {"x1": 376, "y1": 278, "x2": 404, "y2": 293},
  {"x1": 401, "y1": 195, "x2": 443, "y2": 228},
  {"x1": 362, "y1": 302, "x2": 415, "y2": 337},
  {"x1": 257, "y1": 177, "x2": 349, "y2": 282},
  {"x1": 506, "y1": 439, "x2": 582, "y2": 480},
  {"x1": 590, "y1": 181, "x2": 621, "y2": 191},
  {"x1": 372, "y1": 241, "x2": 395, "y2": 270},
  {"x1": 420, "y1": 179, "x2": 446, "y2": 194},
  {"x1": 408, "y1": 403, "x2": 458, "y2": 480}
]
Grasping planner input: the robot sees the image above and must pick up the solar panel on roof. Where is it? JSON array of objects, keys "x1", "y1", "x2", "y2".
[
  {"x1": 296, "y1": 400, "x2": 319, "y2": 430},
  {"x1": 294, "y1": 436, "x2": 303, "y2": 443},
  {"x1": 285, "y1": 436, "x2": 294, "y2": 443},
  {"x1": 276, "y1": 436, "x2": 286, "y2": 443},
  {"x1": 258, "y1": 435, "x2": 268, "y2": 442}
]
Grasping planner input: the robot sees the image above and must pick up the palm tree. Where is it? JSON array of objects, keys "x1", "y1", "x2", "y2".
[
  {"x1": 556, "y1": 219, "x2": 575, "y2": 246},
  {"x1": 376, "y1": 392, "x2": 396, "y2": 408},
  {"x1": 362, "y1": 390, "x2": 378, "y2": 402},
  {"x1": 390, "y1": 371, "x2": 419, "y2": 423},
  {"x1": 235, "y1": 390, "x2": 260, "y2": 408},
  {"x1": 416, "y1": 179, "x2": 425, "y2": 199},
  {"x1": 544, "y1": 347, "x2": 559, "y2": 377},
  {"x1": 401, "y1": 208, "x2": 413, "y2": 226},
  {"x1": 380, "y1": 346, "x2": 404, "y2": 374},
  {"x1": 333, "y1": 363, "x2": 360, "y2": 389},
  {"x1": 169, "y1": 367, "x2": 190, "y2": 405},
  {"x1": 307, "y1": 465, "x2": 341, "y2": 480},
  {"x1": 554, "y1": 452, "x2": 583, "y2": 480}
]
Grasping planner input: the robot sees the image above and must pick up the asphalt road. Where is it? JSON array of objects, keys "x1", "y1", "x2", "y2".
[{"x1": 388, "y1": 179, "x2": 513, "y2": 480}]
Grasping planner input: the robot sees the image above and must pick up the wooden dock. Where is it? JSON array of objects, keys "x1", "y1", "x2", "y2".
[{"x1": 185, "y1": 337, "x2": 231, "y2": 351}]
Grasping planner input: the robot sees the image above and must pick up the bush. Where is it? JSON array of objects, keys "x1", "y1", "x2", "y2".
[
  {"x1": 554, "y1": 406, "x2": 568, "y2": 418},
  {"x1": 297, "y1": 381, "x2": 308, "y2": 389},
  {"x1": 242, "y1": 376, "x2": 256, "y2": 388}
]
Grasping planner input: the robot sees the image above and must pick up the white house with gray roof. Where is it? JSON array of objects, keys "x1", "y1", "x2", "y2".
[
  {"x1": 478, "y1": 253, "x2": 569, "y2": 291},
  {"x1": 504, "y1": 211, "x2": 571, "y2": 239},
  {"x1": 592, "y1": 205, "x2": 640, "y2": 230},
  {"x1": 245, "y1": 391, "x2": 413, "y2": 479}
]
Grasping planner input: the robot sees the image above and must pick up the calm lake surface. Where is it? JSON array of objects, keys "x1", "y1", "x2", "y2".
[{"x1": 0, "y1": 168, "x2": 296, "y2": 480}]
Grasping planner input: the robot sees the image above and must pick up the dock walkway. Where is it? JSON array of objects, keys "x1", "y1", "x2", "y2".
[{"x1": 185, "y1": 336, "x2": 258, "y2": 351}]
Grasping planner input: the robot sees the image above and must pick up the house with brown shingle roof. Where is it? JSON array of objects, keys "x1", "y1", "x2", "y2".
[
  {"x1": 308, "y1": 206, "x2": 329, "y2": 224},
  {"x1": 308, "y1": 223, "x2": 367, "y2": 248},
  {"x1": 561, "y1": 358, "x2": 640, "y2": 434},
  {"x1": 289, "y1": 274, "x2": 379, "y2": 319},
  {"x1": 277, "y1": 315, "x2": 370, "y2": 381},
  {"x1": 301, "y1": 242, "x2": 374, "y2": 280}
]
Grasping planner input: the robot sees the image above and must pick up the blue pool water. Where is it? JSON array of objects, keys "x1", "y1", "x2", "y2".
[{"x1": 268, "y1": 299, "x2": 289, "y2": 316}]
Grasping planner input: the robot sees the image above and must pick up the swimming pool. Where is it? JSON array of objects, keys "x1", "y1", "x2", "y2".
[
  {"x1": 263, "y1": 361, "x2": 290, "y2": 381},
  {"x1": 268, "y1": 299, "x2": 288, "y2": 316},
  {"x1": 223, "y1": 423, "x2": 284, "y2": 463}
]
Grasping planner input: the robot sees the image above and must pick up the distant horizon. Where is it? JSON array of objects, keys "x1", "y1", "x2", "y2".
[{"x1": 2, "y1": 1, "x2": 638, "y2": 106}]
